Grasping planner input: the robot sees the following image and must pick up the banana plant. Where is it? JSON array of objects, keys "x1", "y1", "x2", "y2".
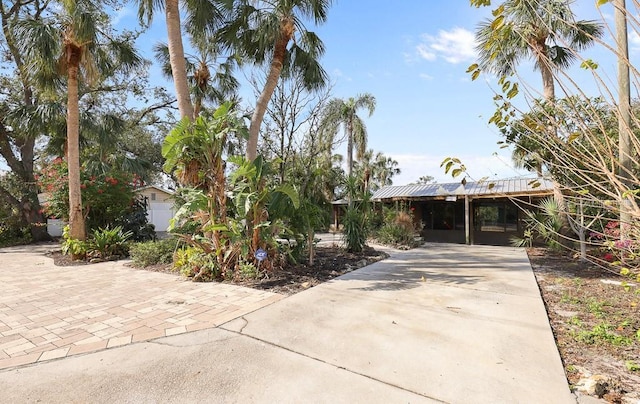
[
  {"x1": 228, "y1": 155, "x2": 300, "y2": 255},
  {"x1": 163, "y1": 102, "x2": 248, "y2": 253}
]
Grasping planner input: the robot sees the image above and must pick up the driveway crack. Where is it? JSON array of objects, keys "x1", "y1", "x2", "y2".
[{"x1": 226, "y1": 329, "x2": 449, "y2": 403}]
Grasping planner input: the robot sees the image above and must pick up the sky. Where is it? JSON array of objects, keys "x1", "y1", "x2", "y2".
[{"x1": 80, "y1": 1, "x2": 640, "y2": 185}]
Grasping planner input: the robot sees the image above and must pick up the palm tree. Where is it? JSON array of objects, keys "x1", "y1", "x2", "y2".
[
  {"x1": 355, "y1": 149, "x2": 400, "y2": 192},
  {"x1": 16, "y1": 0, "x2": 143, "y2": 242},
  {"x1": 475, "y1": 0, "x2": 603, "y2": 236},
  {"x1": 373, "y1": 152, "x2": 401, "y2": 189},
  {"x1": 138, "y1": 0, "x2": 223, "y2": 120},
  {"x1": 320, "y1": 93, "x2": 376, "y2": 178},
  {"x1": 153, "y1": 39, "x2": 239, "y2": 118},
  {"x1": 475, "y1": 0, "x2": 603, "y2": 101},
  {"x1": 217, "y1": 0, "x2": 332, "y2": 161}
]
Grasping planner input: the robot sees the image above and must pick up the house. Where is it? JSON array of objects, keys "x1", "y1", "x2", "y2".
[
  {"x1": 371, "y1": 178, "x2": 554, "y2": 246},
  {"x1": 136, "y1": 185, "x2": 175, "y2": 232},
  {"x1": 39, "y1": 185, "x2": 176, "y2": 237}
]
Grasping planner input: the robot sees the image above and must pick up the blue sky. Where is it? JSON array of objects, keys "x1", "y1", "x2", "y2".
[{"x1": 106, "y1": 1, "x2": 640, "y2": 185}]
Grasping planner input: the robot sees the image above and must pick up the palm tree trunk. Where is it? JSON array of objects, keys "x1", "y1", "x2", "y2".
[
  {"x1": 67, "y1": 63, "x2": 86, "y2": 242},
  {"x1": 540, "y1": 61, "x2": 555, "y2": 102},
  {"x1": 615, "y1": 0, "x2": 632, "y2": 241},
  {"x1": 247, "y1": 20, "x2": 293, "y2": 161},
  {"x1": 165, "y1": 0, "x2": 194, "y2": 121},
  {"x1": 346, "y1": 120, "x2": 353, "y2": 178}
]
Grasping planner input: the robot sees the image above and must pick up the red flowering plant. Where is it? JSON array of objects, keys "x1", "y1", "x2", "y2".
[
  {"x1": 38, "y1": 159, "x2": 138, "y2": 232},
  {"x1": 590, "y1": 219, "x2": 640, "y2": 279}
]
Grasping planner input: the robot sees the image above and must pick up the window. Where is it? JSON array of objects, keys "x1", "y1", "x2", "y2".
[
  {"x1": 475, "y1": 202, "x2": 518, "y2": 232},
  {"x1": 422, "y1": 202, "x2": 464, "y2": 231},
  {"x1": 151, "y1": 192, "x2": 156, "y2": 201}
]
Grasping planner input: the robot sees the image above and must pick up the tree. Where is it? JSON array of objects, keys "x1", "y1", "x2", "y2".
[
  {"x1": 475, "y1": 0, "x2": 603, "y2": 101},
  {"x1": 138, "y1": 0, "x2": 224, "y2": 120},
  {"x1": 614, "y1": 0, "x2": 633, "y2": 241},
  {"x1": 16, "y1": 0, "x2": 143, "y2": 243},
  {"x1": 163, "y1": 103, "x2": 248, "y2": 259},
  {"x1": 153, "y1": 37, "x2": 239, "y2": 118},
  {"x1": 473, "y1": 0, "x2": 604, "y2": 241},
  {"x1": 320, "y1": 93, "x2": 376, "y2": 178},
  {"x1": 470, "y1": 0, "x2": 640, "y2": 277},
  {"x1": 0, "y1": 0, "x2": 55, "y2": 242},
  {"x1": 255, "y1": 75, "x2": 334, "y2": 183},
  {"x1": 414, "y1": 175, "x2": 435, "y2": 185},
  {"x1": 217, "y1": 0, "x2": 332, "y2": 161},
  {"x1": 354, "y1": 149, "x2": 400, "y2": 192}
]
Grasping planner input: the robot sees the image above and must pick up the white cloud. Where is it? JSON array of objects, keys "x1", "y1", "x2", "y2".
[
  {"x1": 416, "y1": 44, "x2": 437, "y2": 61},
  {"x1": 630, "y1": 31, "x2": 640, "y2": 53},
  {"x1": 419, "y1": 73, "x2": 434, "y2": 80},
  {"x1": 416, "y1": 27, "x2": 477, "y2": 64}
]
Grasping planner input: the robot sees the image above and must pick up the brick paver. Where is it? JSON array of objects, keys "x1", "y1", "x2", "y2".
[{"x1": 0, "y1": 243, "x2": 283, "y2": 370}]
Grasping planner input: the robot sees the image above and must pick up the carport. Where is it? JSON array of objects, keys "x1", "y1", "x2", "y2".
[{"x1": 372, "y1": 178, "x2": 554, "y2": 246}]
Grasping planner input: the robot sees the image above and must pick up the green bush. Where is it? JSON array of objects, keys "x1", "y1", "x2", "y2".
[
  {"x1": 61, "y1": 226, "x2": 89, "y2": 259},
  {"x1": 62, "y1": 225, "x2": 132, "y2": 260},
  {"x1": 88, "y1": 226, "x2": 132, "y2": 259},
  {"x1": 0, "y1": 221, "x2": 32, "y2": 247},
  {"x1": 375, "y1": 208, "x2": 420, "y2": 247},
  {"x1": 38, "y1": 159, "x2": 139, "y2": 232},
  {"x1": 129, "y1": 238, "x2": 179, "y2": 267},
  {"x1": 377, "y1": 222, "x2": 415, "y2": 246},
  {"x1": 173, "y1": 246, "x2": 220, "y2": 281},
  {"x1": 343, "y1": 206, "x2": 368, "y2": 253},
  {"x1": 118, "y1": 196, "x2": 156, "y2": 242}
]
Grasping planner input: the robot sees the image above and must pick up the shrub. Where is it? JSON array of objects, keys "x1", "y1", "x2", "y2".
[
  {"x1": 118, "y1": 196, "x2": 156, "y2": 242},
  {"x1": 238, "y1": 260, "x2": 258, "y2": 279},
  {"x1": 129, "y1": 238, "x2": 179, "y2": 267},
  {"x1": 62, "y1": 225, "x2": 132, "y2": 261},
  {"x1": 61, "y1": 226, "x2": 89, "y2": 259},
  {"x1": 375, "y1": 207, "x2": 420, "y2": 248},
  {"x1": 173, "y1": 246, "x2": 220, "y2": 281},
  {"x1": 38, "y1": 159, "x2": 139, "y2": 232},
  {"x1": 343, "y1": 206, "x2": 368, "y2": 253},
  {"x1": 88, "y1": 226, "x2": 132, "y2": 259},
  {"x1": 377, "y1": 222, "x2": 415, "y2": 246},
  {"x1": 0, "y1": 217, "x2": 31, "y2": 247},
  {"x1": 0, "y1": 193, "x2": 32, "y2": 247}
]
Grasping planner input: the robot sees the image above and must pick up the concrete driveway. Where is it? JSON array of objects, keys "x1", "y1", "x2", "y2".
[{"x1": 0, "y1": 243, "x2": 573, "y2": 403}]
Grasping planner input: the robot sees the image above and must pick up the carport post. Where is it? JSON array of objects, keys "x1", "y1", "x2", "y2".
[{"x1": 465, "y1": 195, "x2": 471, "y2": 245}]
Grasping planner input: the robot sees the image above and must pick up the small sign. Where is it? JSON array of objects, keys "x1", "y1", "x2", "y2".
[
  {"x1": 445, "y1": 195, "x2": 457, "y2": 202},
  {"x1": 254, "y1": 248, "x2": 267, "y2": 262}
]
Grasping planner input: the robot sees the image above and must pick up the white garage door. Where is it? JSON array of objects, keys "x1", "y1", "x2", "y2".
[{"x1": 148, "y1": 202, "x2": 174, "y2": 232}]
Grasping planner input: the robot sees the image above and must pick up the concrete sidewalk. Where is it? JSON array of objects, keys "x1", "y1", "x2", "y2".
[{"x1": 0, "y1": 243, "x2": 573, "y2": 403}]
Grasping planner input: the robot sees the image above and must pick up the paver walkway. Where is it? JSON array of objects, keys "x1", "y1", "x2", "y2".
[{"x1": 0, "y1": 243, "x2": 283, "y2": 370}]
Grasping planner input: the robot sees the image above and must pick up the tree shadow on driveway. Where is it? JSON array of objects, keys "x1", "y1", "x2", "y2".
[{"x1": 337, "y1": 266, "x2": 484, "y2": 292}]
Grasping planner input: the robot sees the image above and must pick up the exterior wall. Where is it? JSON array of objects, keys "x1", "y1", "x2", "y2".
[
  {"x1": 136, "y1": 187, "x2": 175, "y2": 232},
  {"x1": 422, "y1": 229, "x2": 466, "y2": 244},
  {"x1": 47, "y1": 219, "x2": 65, "y2": 237},
  {"x1": 137, "y1": 187, "x2": 173, "y2": 203}
]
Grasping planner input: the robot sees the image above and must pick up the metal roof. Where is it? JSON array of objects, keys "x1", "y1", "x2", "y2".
[{"x1": 371, "y1": 178, "x2": 554, "y2": 201}]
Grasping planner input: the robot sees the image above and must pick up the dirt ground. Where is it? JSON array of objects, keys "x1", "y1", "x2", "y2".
[
  {"x1": 48, "y1": 245, "x2": 639, "y2": 402},
  {"x1": 528, "y1": 248, "x2": 640, "y2": 403}
]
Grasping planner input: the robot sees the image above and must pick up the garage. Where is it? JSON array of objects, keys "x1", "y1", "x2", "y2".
[{"x1": 135, "y1": 186, "x2": 175, "y2": 232}]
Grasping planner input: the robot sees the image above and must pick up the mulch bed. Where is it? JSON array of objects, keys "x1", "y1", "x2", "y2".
[
  {"x1": 528, "y1": 247, "x2": 640, "y2": 402},
  {"x1": 47, "y1": 246, "x2": 388, "y2": 296},
  {"x1": 231, "y1": 246, "x2": 388, "y2": 295}
]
